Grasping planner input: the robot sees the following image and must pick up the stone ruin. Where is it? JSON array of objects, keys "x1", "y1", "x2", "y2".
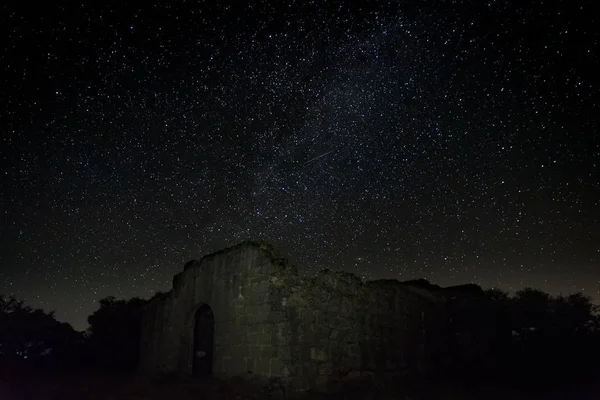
[{"x1": 139, "y1": 241, "x2": 495, "y2": 393}]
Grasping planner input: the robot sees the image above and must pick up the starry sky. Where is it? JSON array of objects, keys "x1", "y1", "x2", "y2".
[{"x1": 1, "y1": 1, "x2": 598, "y2": 331}]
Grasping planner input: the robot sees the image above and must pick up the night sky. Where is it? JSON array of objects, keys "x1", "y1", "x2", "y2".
[{"x1": 1, "y1": 1, "x2": 598, "y2": 331}]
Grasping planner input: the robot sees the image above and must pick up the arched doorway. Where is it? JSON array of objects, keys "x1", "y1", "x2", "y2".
[{"x1": 192, "y1": 304, "x2": 214, "y2": 376}]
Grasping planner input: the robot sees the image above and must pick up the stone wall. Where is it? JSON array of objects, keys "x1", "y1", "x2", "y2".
[
  {"x1": 139, "y1": 241, "x2": 450, "y2": 392},
  {"x1": 266, "y1": 269, "x2": 448, "y2": 391},
  {"x1": 140, "y1": 241, "x2": 297, "y2": 378}
]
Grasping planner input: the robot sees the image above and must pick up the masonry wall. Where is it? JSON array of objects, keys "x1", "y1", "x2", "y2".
[
  {"x1": 267, "y1": 269, "x2": 447, "y2": 391},
  {"x1": 140, "y1": 241, "x2": 449, "y2": 393},
  {"x1": 139, "y1": 241, "x2": 296, "y2": 378}
]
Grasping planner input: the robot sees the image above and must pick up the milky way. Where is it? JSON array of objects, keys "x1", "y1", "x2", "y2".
[{"x1": 1, "y1": 2, "x2": 598, "y2": 330}]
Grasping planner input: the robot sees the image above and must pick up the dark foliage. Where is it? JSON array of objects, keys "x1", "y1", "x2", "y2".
[
  {"x1": 448, "y1": 287, "x2": 600, "y2": 385},
  {"x1": 502, "y1": 289, "x2": 600, "y2": 383},
  {"x1": 0, "y1": 294, "x2": 83, "y2": 375},
  {"x1": 0, "y1": 293, "x2": 150, "y2": 378},
  {"x1": 86, "y1": 296, "x2": 148, "y2": 372},
  {"x1": 1, "y1": 286, "x2": 598, "y2": 394}
]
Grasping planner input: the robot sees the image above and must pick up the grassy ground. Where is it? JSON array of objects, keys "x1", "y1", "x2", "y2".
[{"x1": 1, "y1": 372, "x2": 599, "y2": 400}]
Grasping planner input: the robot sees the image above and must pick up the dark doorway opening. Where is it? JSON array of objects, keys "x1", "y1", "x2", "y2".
[{"x1": 193, "y1": 304, "x2": 214, "y2": 376}]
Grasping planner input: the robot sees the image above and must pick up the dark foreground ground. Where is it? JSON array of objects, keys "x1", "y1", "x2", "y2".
[{"x1": 1, "y1": 372, "x2": 600, "y2": 400}]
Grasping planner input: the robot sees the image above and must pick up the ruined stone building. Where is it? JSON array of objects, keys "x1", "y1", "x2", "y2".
[{"x1": 139, "y1": 241, "x2": 492, "y2": 391}]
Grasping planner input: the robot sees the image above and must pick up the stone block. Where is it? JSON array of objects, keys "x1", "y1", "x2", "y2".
[
  {"x1": 276, "y1": 322, "x2": 292, "y2": 342},
  {"x1": 310, "y1": 347, "x2": 328, "y2": 361},
  {"x1": 317, "y1": 362, "x2": 333, "y2": 375},
  {"x1": 267, "y1": 310, "x2": 287, "y2": 323},
  {"x1": 221, "y1": 355, "x2": 232, "y2": 373},
  {"x1": 261, "y1": 345, "x2": 277, "y2": 358},
  {"x1": 255, "y1": 358, "x2": 270, "y2": 375},
  {"x1": 249, "y1": 345, "x2": 262, "y2": 359},
  {"x1": 276, "y1": 345, "x2": 291, "y2": 360},
  {"x1": 269, "y1": 357, "x2": 286, "y2": 376},
  {"x1": 315, "y1": 375, "x2": 329, "y2": 387},
  {"x1": 245, "y1": 357, "x2": 255, "y2": 373},
  {"x1": 288, "y1": 377, "x2": 309, "y2": 393}
]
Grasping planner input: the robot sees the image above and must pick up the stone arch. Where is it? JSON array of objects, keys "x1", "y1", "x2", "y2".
[{"x1": 188, "y1": 303, "x2": 214, "y2": 376}]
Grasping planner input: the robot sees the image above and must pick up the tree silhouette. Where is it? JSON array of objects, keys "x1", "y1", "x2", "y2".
[
  {"x1": 0, "y1": 294, "x2": 82, "y2": 373},
  {"x1": 441, "y1": 286, "x2": 600, "y2": 384},
  {"x1": 551, "y1": 293, "x2": 597, "y2": 335},
  {"x1": 86, "y1": 296, "x2": 147, "y2": 372},
  {"x1": 511, "y1": 288, "x2": 552, "y2": 337},
  {"x1": 478, "y1": 288, "x2": 600, "y2": 382}
]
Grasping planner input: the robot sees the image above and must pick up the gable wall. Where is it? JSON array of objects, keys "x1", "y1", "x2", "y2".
[{"x1": 140, "y1": 242, "x2": 448, "y2": 393}]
